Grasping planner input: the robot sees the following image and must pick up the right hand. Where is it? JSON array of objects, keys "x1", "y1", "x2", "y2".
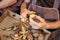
[
  {"x1": 29, "y1": 15, "x2": 47, "y2": 29},
  {"x1": 0, "y1": 0, "x2": 17, "y2": 9}
]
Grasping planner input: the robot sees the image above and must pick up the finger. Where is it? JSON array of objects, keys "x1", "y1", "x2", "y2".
[
  {"x1": 21, "y1": 13, "x2": 27, "y2": 17},
  {"x1": 29, "y1": 21, "x2": 40, "y2": 29},
  {"x1": 29, "y1": 11, "x2": 36, "y2": 14},
  {"x1": 29, "y1": 18, "x2": 39, "y2": 25},
  {"x1": 36, "y1": 15, "x2": 46, "y2": 23}
]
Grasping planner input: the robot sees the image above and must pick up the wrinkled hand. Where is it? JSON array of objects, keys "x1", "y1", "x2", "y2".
[
  {"x1": 29, "y1": 15, "x2": 47, "y2": 29},
  {"x1": 21, "y1": 9, "x2": 35, "y2": 19},
  {"x1": 0, "y1": 0, "x2": 17, "y2": 9}
]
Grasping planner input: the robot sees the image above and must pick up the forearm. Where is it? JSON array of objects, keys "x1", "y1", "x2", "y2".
[
  {"x1": 43, "y1": 20, "x2": 60, "y2": 29},
  {"x1": 21, "y1": 2, "x2": 27, "y2": 13},
  {"x1": 21, "y1": 1, "x2": 30, "y2": 17},
  {"x1": 0, "y1": 0, "x2": 17, "y2": 9}
]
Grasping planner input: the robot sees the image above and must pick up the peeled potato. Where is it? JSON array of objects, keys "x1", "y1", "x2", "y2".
[{"x1": 30, "y1": 14, "x2": 36, "y2": 18}]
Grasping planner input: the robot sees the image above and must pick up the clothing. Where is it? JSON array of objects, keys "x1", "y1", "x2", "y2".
[{"x1": 48, "y1": 29, "x2": 60, "y2": 40}]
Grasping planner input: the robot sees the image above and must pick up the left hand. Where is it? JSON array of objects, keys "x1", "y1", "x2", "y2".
[{"x1": 21, "y1": 9, "x2": 36, "y2": 19}]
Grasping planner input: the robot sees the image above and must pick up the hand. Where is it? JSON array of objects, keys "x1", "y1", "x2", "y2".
[
  {"x1": 0, "y1": 0, "x2": 17, "y2": 9},
  {"x1": 29, "y1": 15, "x2": 47, "y2": 29},
  {"x1": 21, "y1": 1, "x2": 35, "y2": 19},
  {"x1": 21, "y1": 9, "x2": 36, "y2": 19}
]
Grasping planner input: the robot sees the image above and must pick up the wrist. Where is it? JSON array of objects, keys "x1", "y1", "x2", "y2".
[{"x1": 39, "y1": 23, "x2": 48, "y2": 29}]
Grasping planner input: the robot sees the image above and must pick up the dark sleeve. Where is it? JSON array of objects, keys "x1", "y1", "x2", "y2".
[{"x1": 48, "y1": 29, "x2": 60, "y2": 40}]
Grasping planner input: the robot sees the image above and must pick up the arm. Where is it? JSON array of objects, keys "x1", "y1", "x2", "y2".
[
  {"x1": 44, "y1": 20, "x2": 60, "y2": 29},
  {"x1": 20, "y1": 1, "x2": 30, "y2": 18},
  {"x1": 21, "y1": 0, "x2": 30, "y2": 14},
  {"x1": 29, "y1": 15, "x2": 60, "y2": 29},
  {"x1": 21, "y1": 0, "x2": 35, "y2": 18},
  {"x1": 0, "y1": 0, "x2": 17, "y2": 9}
]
